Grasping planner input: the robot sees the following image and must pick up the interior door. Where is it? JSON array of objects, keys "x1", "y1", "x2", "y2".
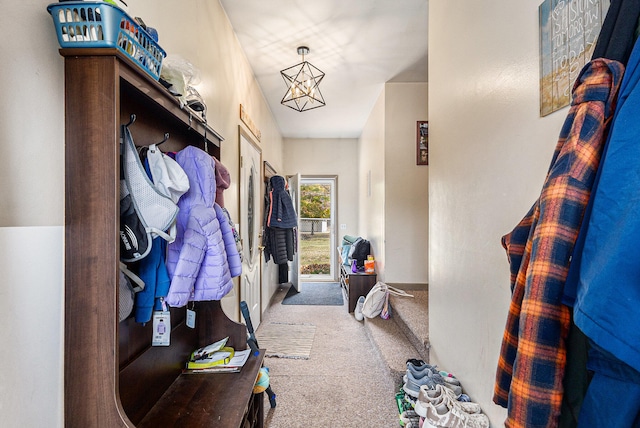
[
  {"x1": 240, "y1": 131, "x2": 262, "y2": 328},
  {"x1": 287, "y1": 173, "x2": 301, "y2": 291}
]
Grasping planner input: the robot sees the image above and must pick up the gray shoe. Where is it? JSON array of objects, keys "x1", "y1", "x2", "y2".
[{"x1": 403, "y1": 369, "x2": 442, "y2": 398}]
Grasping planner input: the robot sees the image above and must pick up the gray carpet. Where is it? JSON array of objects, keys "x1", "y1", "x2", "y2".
[
  {"x1": 281, "y1": 282, "x2": 344, "y2": 306},
  {"x1": 259, "y1": 284, "x2": 400, "y2": 427}
]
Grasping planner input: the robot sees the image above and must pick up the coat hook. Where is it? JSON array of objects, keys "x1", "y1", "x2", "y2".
[
  {"x1": 157, "y1": 132, "x2": 170, "y2": 146},
  {"x1": 125, "y1": 114, "x2": 136, "y2": 127}
]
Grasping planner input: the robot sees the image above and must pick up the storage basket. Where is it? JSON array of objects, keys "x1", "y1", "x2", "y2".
[{"x1": 47, "y1": 2, "x2": 165, "y2": 80}]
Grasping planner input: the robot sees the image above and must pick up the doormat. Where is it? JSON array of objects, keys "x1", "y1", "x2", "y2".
[
  {"x1": 256, "y1": 322, "x2": 316, "y2": 359},
  {"x1": 281, "y1": 282, "x2": 344, "y2": 306}
]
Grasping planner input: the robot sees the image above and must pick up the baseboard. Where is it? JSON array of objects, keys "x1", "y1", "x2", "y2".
[{"x1": 385, "y1": 282, "x2": 428, "y2": 291}]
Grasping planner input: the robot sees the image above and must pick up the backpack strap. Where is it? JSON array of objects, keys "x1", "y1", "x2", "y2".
[
  {"x1": 386, "y1": 285, "x2": 414, "y2": 298},
  {"x1": 119, "y1": 261, "x2": 145, "y2": 292}
]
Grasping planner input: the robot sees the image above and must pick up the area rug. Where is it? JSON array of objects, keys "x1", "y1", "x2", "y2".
[
  {"x1": 281, "y1": 282, "x2": 344, "y2": 306},
  {"x1": 256, "y1": 322, "x2": 316, "y2": 359}
]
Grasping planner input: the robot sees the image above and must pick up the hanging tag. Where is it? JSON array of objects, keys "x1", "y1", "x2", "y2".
[
  {"x1": 186, "y1": 306, "x2": 196, "y2": 329},
  {"x1": 152, "y1": 310, "x2": 171, "y2": 346}
]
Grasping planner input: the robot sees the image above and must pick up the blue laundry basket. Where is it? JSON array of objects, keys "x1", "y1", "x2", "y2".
[{"x1": 47, "y1": 2, "x2": 165, "y2": 80}]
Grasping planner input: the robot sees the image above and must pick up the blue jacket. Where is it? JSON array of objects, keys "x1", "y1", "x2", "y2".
[
  {"x1": 134, "y1": 238, "x2": 170, "y2": 323},
  {"x1": 567, "y1": 39, "x2": 640, "y2": 374},
  {"x1": 267, "y1": 175, "x2": 297, "y2": 228}
]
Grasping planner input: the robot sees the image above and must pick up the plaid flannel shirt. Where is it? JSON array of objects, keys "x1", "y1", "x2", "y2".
[{"x1": 493, "y1": 58, "x2": 624, "y2": 428}]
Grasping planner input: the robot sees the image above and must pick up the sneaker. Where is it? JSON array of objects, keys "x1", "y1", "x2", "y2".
[
  {"x1": 404, "y1": 393, "x2": 417, "y2": 408},
  {"x1": 439, "y1": 370, "x2": 461, "y2": 386},
  {"x1": 415, "y1": 384, "x2": 481, "y2": 417},
  {"x1": 441, "y1": 380, "x2": 463, "y2": 398},
  {"x1": 403, "y1": 369, "x2": 444, "y2": 397},
  {"x1": 457, "y1": 393, "x2": 471, "y2": 402},
  {"x1": 411, "y1": 371, "x2": 461, "y2": 397},
  {"x1": 400, "y1": 409, "x2": 420, "y2": 427},
  {"x1": 407, "y1": 363, "x2": 438, "y2": 378},
  {"x1": 406, "y1": 358, "x2": 426, "y2": 367},
  {"x1": 354, "y1": 295, "x2": 365, "y2": 321},
  {"x1": 421, "y1": 399, "x2": 489, "y2": 428},
  {"x1": 396, "y1": 390, "x2": 414, "y2": 413}
]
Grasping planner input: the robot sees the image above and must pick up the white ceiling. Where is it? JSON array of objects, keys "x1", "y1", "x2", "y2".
[{"x1": 218, "y1": 0, "x2": 428, "y2": 139}]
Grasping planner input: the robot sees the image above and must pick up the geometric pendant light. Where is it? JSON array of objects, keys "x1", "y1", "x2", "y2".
[{"x1": 280, "y1": 46, "x2": 326, "y2": 112}]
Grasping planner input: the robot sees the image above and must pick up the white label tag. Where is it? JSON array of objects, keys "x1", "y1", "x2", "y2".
[
  {"x1": 152, "y1": 311, "x2": 171, "y2": 346},
  {"x1": 186, "y1": 308, "x2": 196, "y2": 329}
]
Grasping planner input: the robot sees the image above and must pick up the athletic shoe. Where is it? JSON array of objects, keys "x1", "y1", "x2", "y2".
[
  {"x1": 421, "y1": 399, "x2": 489, "y2": 428},
  {"x1": 400, "y1": 409, "x2": 420, "y2": 427},
  {"x1": 405, "y1": 366, "x2": 460, "y2": 397},
  {"x1": 407, "y1": 360, "x2": 438, "y2": 372},
  {"x1": 439, "y1": 370, "x2": 461, "y2": 386},
  {"x1": 407, "y1": 363, "x2": 438, "y2": 379},
  {"x1": 406, "y1": 358, "x2": 426, "y2": 367},
  {"x1": 403, "y1": 369, "x2": 445, "y2": 397},
  {"x1": 354, "y1": 296, "x2": 365, "y2": 321},
  {"x1": 414, "y1": 384, "x2": 481, "y2": 417},
  {"x1": 404, "y1": 392, "x2": 417, "y2": 408},
  {"x1": 441, "y1": 380, "x2": 463, "y2": 398}
]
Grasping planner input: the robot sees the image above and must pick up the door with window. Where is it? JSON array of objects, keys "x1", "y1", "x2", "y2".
[{"x1": 240, "y1": 130, "x2": 262, "y2": 327}]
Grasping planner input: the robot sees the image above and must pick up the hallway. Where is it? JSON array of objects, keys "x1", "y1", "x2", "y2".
[{"x1": 258, "y1": 284, "x2": 400, "y2": 427}]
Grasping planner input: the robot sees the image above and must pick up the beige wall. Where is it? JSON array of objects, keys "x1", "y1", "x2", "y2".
[
  {"x1": 283, "y1": 137, "x2": 360, "y2": 264},
  {"x1": 0, "y1": 2, "x2": 64, "y2": 228},
  {"x1": 130, "y1": 0, "x2": 285, "y2": 320},
  {"x1": 0, "y1": 1, "x2": 284, "y2": 425},
  {"x1": 357, "y1": 83, "x2": 429, "y2": 284},
  {"x1": 384, "y1": 82, "x2": 428, "y2": 284},
  {"x1": 429, "y1": 0, "x2": 568, "y2": 424},
  {"x1": 0, "y1": 2, "x2": 67, "y2": 426},
  {"x1": 358, "y1": 89, "x2": 387, "y2": 279}
]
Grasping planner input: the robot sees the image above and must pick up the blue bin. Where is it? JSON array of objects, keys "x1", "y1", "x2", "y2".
[{"x1": 47, "y1": 2, "x2": 165, "y2": 80}]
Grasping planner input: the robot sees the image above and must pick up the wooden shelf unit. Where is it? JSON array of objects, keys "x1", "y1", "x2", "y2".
[
  {"x1": 338, "y1": 256, "x2": 377, "y2": 312},
  {"x1": 61, "y1": 49, "x2": 263, "y2": 427}
]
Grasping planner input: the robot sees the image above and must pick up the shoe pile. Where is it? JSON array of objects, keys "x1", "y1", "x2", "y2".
[{"x1": 397, "y1": 359, "x2": 489, "y2": 428}]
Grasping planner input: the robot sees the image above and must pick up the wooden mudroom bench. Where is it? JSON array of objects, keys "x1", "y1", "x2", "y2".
[
  {"x1": 61, "y1": 48, "x2": 263, "y2": 427},
  {"x1": 337, "y1": 250, "x2": 377, "y2": 312}
]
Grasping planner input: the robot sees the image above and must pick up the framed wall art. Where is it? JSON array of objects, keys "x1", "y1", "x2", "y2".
[
  {"x1": 538, "y1": 0, "x2": 609, "y2": 116},
  {"x1": 417, "y1": 121, "x2": 428, "y2": 165}
]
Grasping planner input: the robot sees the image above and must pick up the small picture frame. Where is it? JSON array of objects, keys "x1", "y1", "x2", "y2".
[{"x1": 417, "y1": 121, "x2": 428, "y2": 165}]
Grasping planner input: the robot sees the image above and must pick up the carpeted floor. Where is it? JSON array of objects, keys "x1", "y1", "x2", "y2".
[
  {"x1": 281, "y1": 282, "x2": 344, "y2": 306},
  {"x1": 257, "y1": 283, "x2": 399, "y2": 427}
]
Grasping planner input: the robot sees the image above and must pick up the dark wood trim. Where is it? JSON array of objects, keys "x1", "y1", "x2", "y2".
[
  {"x1": 64, "y1": 54, "x2": 130, "y2": 427},
  {"x1": 62, "y1": 50, "x2": 260, "y2": 427},
  {"x1": 138, "y1": 351, "x2": 265, "y2": 428},
  {"x1": 263, "y1": 161, "x2": 277, "y2": 181}
]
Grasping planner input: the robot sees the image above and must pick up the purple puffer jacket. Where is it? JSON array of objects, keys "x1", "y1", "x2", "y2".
[{"x1": 165, "y1": 146, "x2": 241, "y2": 307}]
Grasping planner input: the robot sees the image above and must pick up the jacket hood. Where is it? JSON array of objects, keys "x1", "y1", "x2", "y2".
[
  {"x1": 270, "y1": 175, "x2": 286, "y2": 191},
  {"x1": 214, "y1": 157, "x2": 230, "y2": 207},
  {"x1": 175, "y1": 146, "x2": 216, "y2": 211}
]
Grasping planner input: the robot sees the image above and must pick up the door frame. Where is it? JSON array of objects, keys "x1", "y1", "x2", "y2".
[
  {"x1": 299, "y1": 175, "x2": 338, "y2": 282},
  {"x1": 238, "y1": 126, "x2": 262, "y2": 326}
]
